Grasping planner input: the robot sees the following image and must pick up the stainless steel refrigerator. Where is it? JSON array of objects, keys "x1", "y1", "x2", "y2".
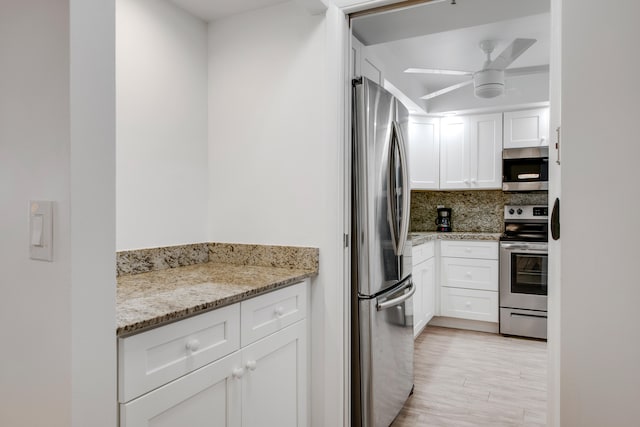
[{"x1": 351, "y1": 76, "x2": 414, "y2": 427}]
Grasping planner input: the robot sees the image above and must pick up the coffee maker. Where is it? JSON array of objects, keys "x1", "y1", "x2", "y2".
[{"x1": 435, "y1": 208, "x2": 452, "y2": 232}]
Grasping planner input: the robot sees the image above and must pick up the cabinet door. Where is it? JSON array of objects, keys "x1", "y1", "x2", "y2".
[
  {"x1": 409, "y1": 117, "x2": 440, "y2": 190},
  {"x1": 469, "y1": 113, "x2": 502, "y2": 189},
  {"x1": 242, "y1": 321, "x2": 307, "y2": 427},
  {"x1": 120, "y1": 352, "x2": 242, "y2": 427},
  {"x1": 412, "y1": 260, "x2": 425, "y2": 338},
  {"x1": 422, "y1": 257, "x2": 436, "y2": 325},
  {"x1": 503, "y1": 108, "x2": 549, "y2": 148},
  {"x1": 440, "y1": 116, "x2": 470, "y2": 189}
]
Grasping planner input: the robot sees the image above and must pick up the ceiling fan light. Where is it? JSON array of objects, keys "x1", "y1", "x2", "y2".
[
  {"x1": 475, "y1": 83, "x2": 504, "y2": 98},
  {"x1": 473, "y1": 69, "x2": 505, "y2": 98}
]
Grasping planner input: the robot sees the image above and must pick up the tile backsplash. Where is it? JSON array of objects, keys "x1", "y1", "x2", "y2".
[{"x1": 411, "y1": 190, "x2": 548, "y2": 233}]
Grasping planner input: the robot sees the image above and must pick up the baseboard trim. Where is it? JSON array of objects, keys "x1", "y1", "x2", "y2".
[{"x1": 428, "y1": 316, "x2": 499, "y2": 334}]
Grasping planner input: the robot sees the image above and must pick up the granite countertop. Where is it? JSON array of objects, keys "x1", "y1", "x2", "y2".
[
  {"x1": 117, "y1": 262, "x2": 316, "y2": 337},
  {"x1": 411, "y1": 231, "x2": 502, "y2": 246}
]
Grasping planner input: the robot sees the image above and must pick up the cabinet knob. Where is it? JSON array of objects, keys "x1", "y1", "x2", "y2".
[
  {"x1": 463, "y1": 179, "x2": 469, "y2": 184},
  {"x1": 185, "y1": 339, "x2": 200, "y2": 352},
  {"x1": 246, "y1": 360, "x2": 257, "y2": 371},
  {"x1": 465, "y1": 248, "x2": 472, "y2": 253},
  {"x1": 274, "y1": 306, "x2": 285, "y2": 317},
  {"x1": 465, "y1": 301, "x2": 471, "y2": 307},
  {"x1": 471, "y1": 178, "x2": 477, "y2": 184},
  {"x1": 465, "y1": 271, "x2": 472, "y2": 278},
  {"x1": 232, "y1": 368, "x2": 244, "y2": 379}
]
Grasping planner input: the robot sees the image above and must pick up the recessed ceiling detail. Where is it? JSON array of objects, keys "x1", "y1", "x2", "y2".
[
  {"x1": 169, "y1": 0, "x2": 288, "y2": 22},
  {"x1": 352, "y1": 0, "x2": 551, "y2": 114}
]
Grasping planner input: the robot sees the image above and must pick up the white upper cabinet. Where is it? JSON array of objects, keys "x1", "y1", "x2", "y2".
[
  {"x1": 440, "y1": 113, "x2": 502, "y2": 190},
  {"x1": 469, "y1": 113, "x2": 503, "y2": 189},
  {"x1": 409, "y1": 116, "x2": 440, "y2": 190},
  {"x1": 503, "y1": 107, "x2": 550, "y2": 148},
  {"x1": 440, "y1": 116, "x2": 469, "y2": 189}
]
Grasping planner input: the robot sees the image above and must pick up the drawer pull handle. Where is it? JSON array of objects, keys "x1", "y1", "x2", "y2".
[
  {"x1": 185, "y1": 339, "x2": 200, "y2": 352},
  {"x1": 246, "y1": 360, "x2": 257, "y2": 371},
  {"x1": 274, "y1": 306, "x2": 285, "y2": 317},
  {"x1": 232, "y1": 368, "x2": 244, "y2": 379}
]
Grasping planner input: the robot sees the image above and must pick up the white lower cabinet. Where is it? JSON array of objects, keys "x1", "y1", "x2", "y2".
[
  {"x1": 120, "y1": 351, "x2": 242, "y2": 427},
  {"x1": 440, "y1": 241, "x2": 499, "y2": 323},
  {"x1": 440, "y1": 287, "x2": 498, "y2": 322},
  {"x1": 412, "y1": 242, "x2": 436, "y2": 337},
  {"x1": 119, "y1": 281, "x2": 309, "y2": 427},
  {"x1": 242, "y1": 321, "x2": 306, "y2": 427}
]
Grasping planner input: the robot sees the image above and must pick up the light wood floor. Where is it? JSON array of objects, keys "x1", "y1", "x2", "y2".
[{"x1": 391, "y1": 326, "x2": 547, "y2": 427}]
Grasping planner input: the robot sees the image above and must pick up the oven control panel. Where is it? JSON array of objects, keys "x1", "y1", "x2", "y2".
[{"x1": 504, "y1": 205, "x2": 548, "y2": 220}]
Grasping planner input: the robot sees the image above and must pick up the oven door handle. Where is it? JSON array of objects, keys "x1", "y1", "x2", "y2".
[{"x1": 500, "y1": 243, "x2": 548, "y2": 252}]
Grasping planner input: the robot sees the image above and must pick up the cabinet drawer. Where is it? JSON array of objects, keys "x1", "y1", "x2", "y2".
[
  {"x1": 241, "y1": 281, "x2": 307, "y2": 347},
  {"x1": 440, "y1": 287, "x2": 498, "y2": 322},
  {"x1": 441, "y1": 257, "x2": 498, "y2": 291},
  {"x1": 118, "y1": 304, "x2": 240, "y2": 403},
  {"x1": 440, "y1": 240, "x2": 498, "y2": 259},
  {"x1": 412, "y1": 241, "x2": 435, "y2": 266}
]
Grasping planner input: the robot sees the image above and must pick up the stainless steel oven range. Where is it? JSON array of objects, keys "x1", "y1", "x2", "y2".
[{"x1": 499, "y1": 205, "x2": 548, "y2": 339}]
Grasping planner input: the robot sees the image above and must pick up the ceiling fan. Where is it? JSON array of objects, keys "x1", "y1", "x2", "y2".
[{"x1": 405, "y1": 38, "x2": 549, "y2": 100}]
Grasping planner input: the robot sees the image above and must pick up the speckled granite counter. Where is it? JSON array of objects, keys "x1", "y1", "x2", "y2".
[
  {"x1": 117, "y1": 262, "x2": 316, "y2": 337},
  {"x1": 411, "y1": 232, "x2": 502, "y2": 246},
  {"x1": 116, "y1": 243, "x2": 318, "y2": 337}
]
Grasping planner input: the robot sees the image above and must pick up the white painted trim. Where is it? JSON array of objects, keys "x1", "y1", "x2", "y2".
[
  {"x1": 428, "y1": 317, "x2": 499, "y2": 334},
  {"x1": 70, "y1": 0, "x2": 117, "y2": 424},
  {"x1": 338, "y1": 0, "x2": 440, "y2": 14},
  {"x1": 547, "y1": 0, "x2": 561, "y2": 425},
  {"x1": 326, "y1": 4, "x2": 351, "y2": 427},
  {"x1": 437, "y1": 101, "x2": 550, "y2": 117}
]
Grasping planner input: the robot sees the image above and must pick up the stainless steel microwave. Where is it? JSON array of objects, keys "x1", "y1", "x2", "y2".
[{"x1": 502, "y1": 147, "x2": 549, "y2": 191}]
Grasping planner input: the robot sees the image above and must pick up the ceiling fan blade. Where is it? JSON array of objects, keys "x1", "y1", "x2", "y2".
[
  {"x1": 505, "y1": 64, "x2": 550, "y2": 77},
  {"x1": 489, "y1": 38, "x2": 537, "y2": 70},
  {"x1": 405, "y1": 68, "x2": 473, "y2": 76},
  {"x1": 420, "y1": 79, "x2": 473, "y2": 100}
]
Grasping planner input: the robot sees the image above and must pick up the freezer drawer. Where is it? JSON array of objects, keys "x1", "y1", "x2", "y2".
[
  {"x1": 500, "y1": 307, "x2": 547, "y2": 339},
  {"x1": 354, "y1": 279, "x2": 414, "y2": 427}
]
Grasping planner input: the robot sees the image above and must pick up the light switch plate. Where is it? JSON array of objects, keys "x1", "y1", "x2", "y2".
[{"x1": 29, "y1": 201, "x2": 53, "y2": 261}]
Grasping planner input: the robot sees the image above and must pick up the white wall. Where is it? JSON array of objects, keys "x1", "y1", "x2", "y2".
[
  {"x1": 116, "y1": 0, "x2": 209, "y2": 250},
  {"x1": 0, "y1": 0, "x2": 116, "y2": 425},
  {"x1": 0, "y1": 2, "x2": 72, "y2": 424},
  {"x1": 207, "y1": 2, "x2": 345, "y2": 425},
  {"x1": 560, "y1": 0, "x2": 640, "y2": 425}
]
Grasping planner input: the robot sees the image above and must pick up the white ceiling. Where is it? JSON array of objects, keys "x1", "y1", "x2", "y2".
[
  {"x1": 352, "y1": 0, "x2": 551, "y2": 114},
  {"x1": 169, "y1": 0, "x2": 288, "y2": 21}
]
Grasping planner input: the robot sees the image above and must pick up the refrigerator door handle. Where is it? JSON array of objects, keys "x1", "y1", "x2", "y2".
[
  {"x1": 377, "y1": 280, "x2": 416, "y2": 311},
  {"x1": 393, "y1": 120, "x2": 410, "y2": 255},
  {"x1": 387, "y1": 124, "x2": 400, "y2": 255}
]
